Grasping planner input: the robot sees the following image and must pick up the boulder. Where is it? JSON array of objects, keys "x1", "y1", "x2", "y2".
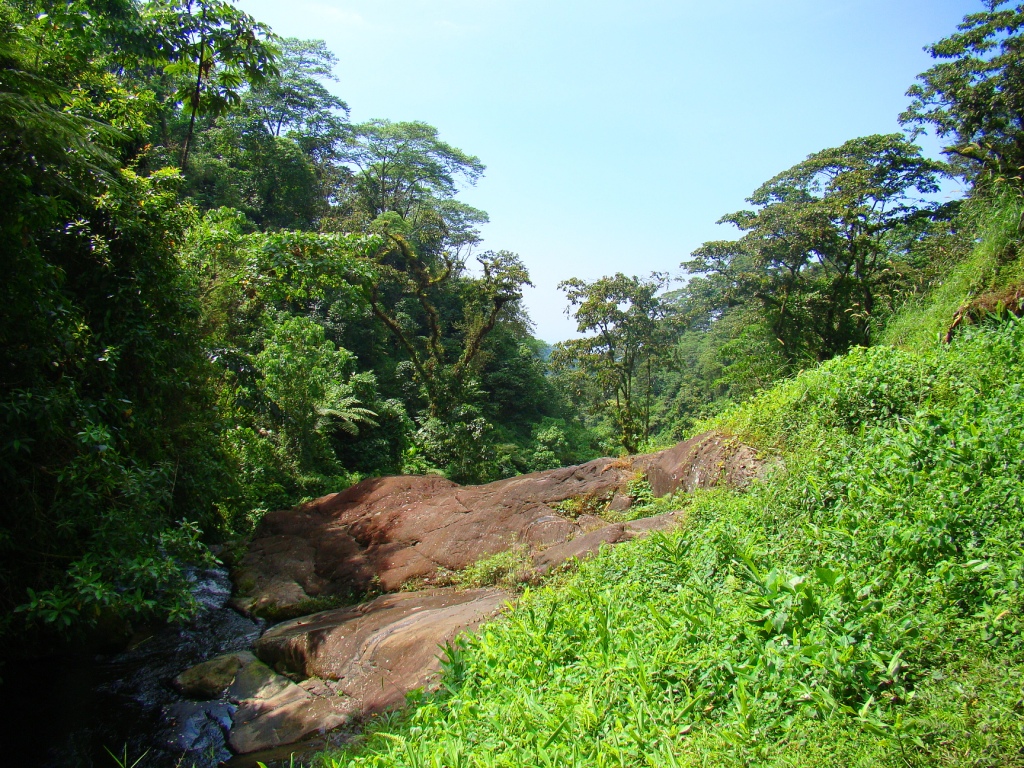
[
  {"x1": 225, "y1": 656, "x2": 351, "y2": 754},
  {"x1": 233, "y1": 432, "x2": 764, "y2": 617},
  {"x1": 171, "y1": 651, "x2": 354, "y2": 755},
  {"x1": 173, "y1": 651, "x2": 255, "y2": 699}
]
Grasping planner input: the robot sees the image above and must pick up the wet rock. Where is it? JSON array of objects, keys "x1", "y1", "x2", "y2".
[
  {"x1": 174, "y1": 651, "x2": 255, "y2": 699},
  {"x1": 160, "y1": 700, "x2": 235, "y2": 764},
  {"x1": 256, "y1": 588, "x2": 509, "y2": 714},
  {"x1": 233, "y1": 432, "x2": 764, "y2": 617}
]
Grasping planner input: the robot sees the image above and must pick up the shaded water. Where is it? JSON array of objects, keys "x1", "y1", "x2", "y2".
[{"x1": 1, "y1": 567, "x2": 264, "y2": 768}]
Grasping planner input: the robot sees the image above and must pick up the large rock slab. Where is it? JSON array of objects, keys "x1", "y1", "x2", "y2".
[
  {"x1": 234, "y1": 432, "x2": 764, "y2": 616},
  {"x1": 531, "y1": 510, "x2": 681, "y2": 575},
  {"x1": 256, "y1": 588, "x2": 510, "y2": 714}
]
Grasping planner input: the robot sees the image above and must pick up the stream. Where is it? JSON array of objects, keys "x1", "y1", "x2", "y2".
[{"x1": 1, "y1": 566, "x2": 267, "y2": 768}]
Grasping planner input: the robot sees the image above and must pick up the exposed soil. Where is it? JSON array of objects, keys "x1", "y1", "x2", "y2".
[{"x1": 945, "y1": 282, "x2": 1024, "y2": 342}]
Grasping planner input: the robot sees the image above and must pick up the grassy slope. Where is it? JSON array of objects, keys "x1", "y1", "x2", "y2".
[
  {"x1": 313, "y1": 200, "x2": 1024, "y2": 767},
  {"x1": 881, "y1": 189, "x2": 1024, "y2": 350},
  {"x1": 313, "y1": 317, "x2": 1024, "y2": 768}
]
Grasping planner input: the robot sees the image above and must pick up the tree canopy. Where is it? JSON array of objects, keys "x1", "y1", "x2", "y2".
[
  {"x1": 902, "y1": 0, "x2": 1024, "y2": 179},
  {"x1": 685, "y1": 134, "x2": 949, "y2": 365}
]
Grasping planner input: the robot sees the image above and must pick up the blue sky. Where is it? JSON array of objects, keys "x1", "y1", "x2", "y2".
[{"x1": 238, "y1": 0, "x2": 973, "y2": 342}]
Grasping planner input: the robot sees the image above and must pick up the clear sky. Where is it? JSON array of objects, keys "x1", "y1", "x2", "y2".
[{"x1": 237, "y1": 0, "x2": 973, "y2": 342}]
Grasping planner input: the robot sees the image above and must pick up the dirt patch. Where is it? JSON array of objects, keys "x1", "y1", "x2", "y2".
[{"x1": 945, "y1": 283, "x2": 1024, "y2": 342}]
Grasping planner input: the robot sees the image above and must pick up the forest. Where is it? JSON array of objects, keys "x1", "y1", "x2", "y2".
[{"x1": 3, "y1": 0, "x2": 1024, "y2": 765}]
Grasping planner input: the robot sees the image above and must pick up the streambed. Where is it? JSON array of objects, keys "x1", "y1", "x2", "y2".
[{"x1": 1, "y1": 566, "x2": 267, "y2": 767}]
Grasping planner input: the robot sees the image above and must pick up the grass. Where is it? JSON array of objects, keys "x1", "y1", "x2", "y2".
[
  {"x1": 450, "y1": 543, "x2": 533, "y2": 590},
  {"x1": 308, "y1": 315, "x2": 1024, "y2": 768},
  {"x1": 553, "y1": 473, "x2": 684, "y2": 525},
  {"x1": 881, "y1": 186, "x2": 1024, "y2": 350}
]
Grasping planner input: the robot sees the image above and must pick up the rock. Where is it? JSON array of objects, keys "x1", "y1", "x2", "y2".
[
  {"x1": 255, "y1": 588, "x2": 509, "y2": 715},
  {"x1": 622, "y1": 511, "x2": 682, "y2": 535},
  {"x1": 946, "y1": 282, "x2": 1024, "y2": 342},
  {"x1": 606, "y1": 491, "x2": 634, "y2": 512},
  {"x1": 171, "y1": 650, "x2": 354, "y2": 755},
  {"x1": 636, "y1": 432, "x2": 763, "y2": 497},
  {"x1": 531, "y1": 511, "x2": 680, "y2": 575},
  {"x1": 173, "y1": 651, "x2": 255, "y2": 699},
  {"x1": 532, "y1": 524, "x2": 629, "y2": 575},
  {"x1": 225, "y1": 657, "x2": 351, "y2": 754},
  {"x1": 233, "y1": 432, "x2": 764, "y2": 617},
  {"x1": 160, "y1": 700, "x2": 236, "y2": 764}
]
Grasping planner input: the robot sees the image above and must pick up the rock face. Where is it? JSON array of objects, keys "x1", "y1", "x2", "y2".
[
  {"x1": 531, "y1": 510, "x2": 680, "y2": 576},
  {"x1": 233, "y1": 431, "x2": 763, "y2": 617},
  {"x1": 227, "y1": 656, "x2": 351, "y2": 754},
  {"x1": 257, "y1": 588, "x2": 509, "y2": 713},
  {"x1": 157, "y1": 433, "x2": 764, "y2": 760}
]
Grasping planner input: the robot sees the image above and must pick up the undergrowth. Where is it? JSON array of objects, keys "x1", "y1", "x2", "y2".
[
  {"x1": 451, "y1": 544, "x2": 533, "y2": 590},
  {"x1": 882, "y1": 185, "x2": 1024, "y2": 350},
  {"x1": 554, "y1": 474, "x2": 683, "y2": 524},
  {"x1": 312, "y1": 317, "x2": 1024, "y2": 767}
]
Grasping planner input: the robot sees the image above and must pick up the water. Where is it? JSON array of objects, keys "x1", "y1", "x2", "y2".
[{"x1": 1, "y1": 566, "x2": 264, "y2": 768}]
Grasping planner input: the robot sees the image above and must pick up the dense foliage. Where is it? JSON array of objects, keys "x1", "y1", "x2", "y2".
[
  {"x1": 0, "y1": 0, "x2": 593, "y2": 650},
  {"x1": 4, "y1": 1, "x2": 1024, "y2": 763}
]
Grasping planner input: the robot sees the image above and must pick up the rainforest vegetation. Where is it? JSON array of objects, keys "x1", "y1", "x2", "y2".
[{"x1": 3, "y1": 0, "x2": 1024, "y2": 764}]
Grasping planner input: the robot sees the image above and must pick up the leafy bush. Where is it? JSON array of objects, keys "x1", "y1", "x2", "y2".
[{"x1": 1, "y1": 169, "x2": 227, "y2": 645}]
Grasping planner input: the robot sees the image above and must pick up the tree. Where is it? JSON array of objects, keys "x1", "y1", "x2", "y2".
[
  {"x1": 551, "y1": 273, "x2": 668, "y2": 454},
  {"x1": 246, "y1": 38, "x2": 348, "y2": 141},
  {"x1": 340, "y1": 120, "x2": 488, "y2": 251},
  {"x1": 170, "y1": 37, "x2": 350, "y2": 229},
  {"x1": 145, "y1": 0, "x2": 278, "y2": 170},
  {"x1": 686, "y1": 134, "x2": 949, "y2": 365},
  {"x1": 1, "y1": 0, "x2": 232, "y2": 643},
  {"x1": 902, "y1": 1, "x2": 1024, "y2": 180},
  {"x1": 364, "y1": 233, "x2": 532, "y2": 418}
]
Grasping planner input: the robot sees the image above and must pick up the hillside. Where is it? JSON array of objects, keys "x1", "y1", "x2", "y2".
[{"x1": 315, "y1": 313, "x2": 1024, "y2": 767}]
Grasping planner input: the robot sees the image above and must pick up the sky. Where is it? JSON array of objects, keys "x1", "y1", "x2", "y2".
[{"x1": 237, "y1": 0, "x2": 974, "y2": 342}]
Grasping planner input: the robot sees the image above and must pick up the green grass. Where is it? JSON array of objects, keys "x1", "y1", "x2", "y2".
[
  {"x1": 450, "y1": 543, "x2": 533, "y2": 590},
  {"x1": 881, "y1": 187, "x2": 1024, "y2": 350},
  {"x1": 310, "y1": 317, "x2": 1024, "y2": 768}
]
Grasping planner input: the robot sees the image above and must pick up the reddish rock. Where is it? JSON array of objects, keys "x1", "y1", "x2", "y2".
[
  {"x1": 224, "y1": 656, "x2": 351, "y2": 754},
  {"x1": 233, "y1": 432, "x2": 763, "y2": 617},
  {"x1": 256, "y1": 588, "x2": 510, "y2": 713},
  {"x1": 531, "y1": 511, "x2": 681, "y2": 575}
]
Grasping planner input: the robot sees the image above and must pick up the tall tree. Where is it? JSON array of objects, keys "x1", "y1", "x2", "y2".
[
  {"x1": 364, "y1": 233, "x2": 532, "y2": 418},
  {"x1": 902, "y1": 1, "x2": 1024, "y2": 180},
  {"x1": 686, "y1": 134, "x2": 948, "y2": 365},
  {"x1": 552, "y1": 273, "x2": 668, "y2": 454},
  {"x1": 246, "y1": 38, "x2": 348, "y2": 141},
  {"x1": 145, "y1": 0, "x2": 278, "y2": 170},
  {"x1": 340, "y1": 119, "x2": 488, "y2": 251}
]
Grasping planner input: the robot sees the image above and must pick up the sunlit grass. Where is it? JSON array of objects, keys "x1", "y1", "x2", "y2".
[{"x1": 309, "y1": 317, "x2": 1024, "y2": 767}]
